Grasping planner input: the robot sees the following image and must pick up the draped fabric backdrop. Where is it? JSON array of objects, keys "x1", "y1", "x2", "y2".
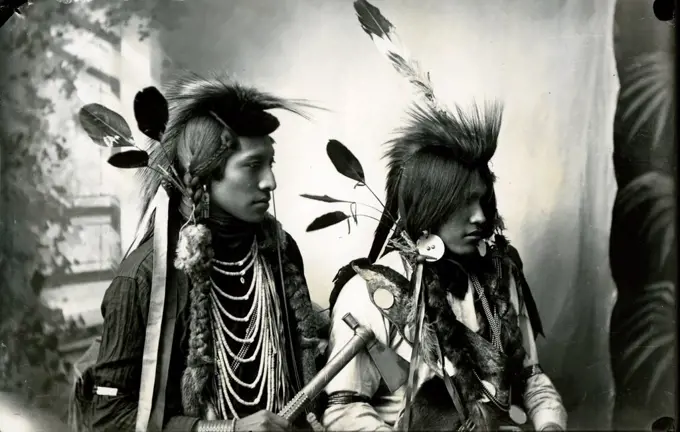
[{"x1": 114, "y1": 0, "x2": 620, "y2": 428}]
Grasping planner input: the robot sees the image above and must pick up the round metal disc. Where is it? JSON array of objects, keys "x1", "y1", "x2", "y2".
[
  {"x1": 509, "y1": 405, "x2": 528, "y2": 425},
  {"x1": 373, "y1": 288, "x2": 395, "y2": 310},
  {"x1": 416, "y1": 234, "x2": 445, "y2": 262}
]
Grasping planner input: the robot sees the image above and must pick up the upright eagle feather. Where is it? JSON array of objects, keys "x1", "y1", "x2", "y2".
[{"x1": 353, "y1": 0, "x2": 437, "y2": 104}]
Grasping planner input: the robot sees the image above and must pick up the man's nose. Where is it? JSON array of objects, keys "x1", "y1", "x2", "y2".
[
  {"x1": 259, "y1": 167, "x2": 277, "y2": 192},
  {"x1": 469, "y1": 202, "x2": 486, "y2": 225}
]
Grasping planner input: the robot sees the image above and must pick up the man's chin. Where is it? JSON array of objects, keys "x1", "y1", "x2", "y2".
[
  {"x1": 449, "y1": 243, "x2": 478, "y2": 256},
  {"x1": 244, "y1": 209, "x2": 269, "y2": 223}
]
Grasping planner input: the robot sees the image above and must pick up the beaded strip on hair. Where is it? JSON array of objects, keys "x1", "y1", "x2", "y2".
[{"x1": 190, "y1": 111, "x2": 236, "y2": 177}]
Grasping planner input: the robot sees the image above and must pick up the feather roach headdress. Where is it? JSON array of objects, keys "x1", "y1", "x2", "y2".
[{"x1": 372, "y1": 101, "x2": 504, "y2": 261}]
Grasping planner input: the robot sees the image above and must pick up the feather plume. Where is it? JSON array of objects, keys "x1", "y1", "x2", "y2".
[
  {"x1": 107, "y1": 149, "x2": 150, "y2": 169},
  {"x1": 134, "y1": 86, "x2": 169, "y2": 141},
  {"x1": 353, "y1": 0, "x2": 437, "y2": 106}
]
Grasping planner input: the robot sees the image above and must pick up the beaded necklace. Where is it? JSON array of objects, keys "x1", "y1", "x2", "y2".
[{"x1": 209, "y1": 239, "x2": 290, "y2": 419}]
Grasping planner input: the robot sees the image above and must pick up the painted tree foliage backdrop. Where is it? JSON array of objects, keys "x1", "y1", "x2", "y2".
[
  {"x1": 0, "y1": 0, "x2": 186, "y2": 420},
  {"x1": 609, "y1": 0, "x2": 676, "y2": 429}
]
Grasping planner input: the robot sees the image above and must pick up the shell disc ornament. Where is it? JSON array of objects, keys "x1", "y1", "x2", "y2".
[
  {"x1": 416, "y1": 233, "x2": 445, "y2": 262},
  {"x1": 509, "y1": 404, "x2": 528, "y2": 425},
  {"x1": 373, "y1": 288, "x2": 395, "y2": 310}
]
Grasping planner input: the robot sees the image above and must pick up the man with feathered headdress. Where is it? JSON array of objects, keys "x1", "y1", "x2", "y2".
[
  {"x1": 70, "y1": 74, "x2": 328, "y2": 432},
  {"x1": 319, "y1": 1, "x2": 567, "y2": 431}
]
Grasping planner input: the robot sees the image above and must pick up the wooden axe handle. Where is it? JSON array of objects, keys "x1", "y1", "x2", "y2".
[{"x1": 278, "y1": 313, "x2": 375, "y2": 421}]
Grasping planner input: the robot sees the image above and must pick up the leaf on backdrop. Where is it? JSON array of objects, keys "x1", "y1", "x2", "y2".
[
  {"x1": 107, "y1": 149, "x2": 149, "y2": 169},
  {"x1": 306, "y1": 211, "x2": 351, "y2": 232},
  {"x1": 78, "y1": 103, "x2": 134, "y2": 148},
  {"x1": 326, "y1": 139, "x2": 366, "y2": 183}
]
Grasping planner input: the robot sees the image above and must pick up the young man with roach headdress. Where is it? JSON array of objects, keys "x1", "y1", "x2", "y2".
[
  {"x1": 317, "y1": 1, "x2": 567, "y2": 431},
  {"x1": 70, "y1": 75, "x2": 327, "y2": 432}
]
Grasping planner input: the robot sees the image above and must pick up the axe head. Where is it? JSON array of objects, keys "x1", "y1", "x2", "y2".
[{"x1": 366, "y1": 339, "x2": 410, "y2": 393}]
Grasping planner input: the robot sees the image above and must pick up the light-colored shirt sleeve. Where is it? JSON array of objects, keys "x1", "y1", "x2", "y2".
[
  {"x1": 509, "y1": 277, "x2": 568, "y2": 431},
  {"x1": 321, "y1": 274, "x2": 394, "y2": 431}
]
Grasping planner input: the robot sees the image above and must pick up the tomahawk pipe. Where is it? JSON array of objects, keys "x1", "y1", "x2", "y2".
[{"x1": 278, "y1": 312, "x2": 376, "y2": 421}]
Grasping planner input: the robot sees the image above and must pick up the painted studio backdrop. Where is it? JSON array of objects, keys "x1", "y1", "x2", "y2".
[{"x1": 0, "y1": 0, "x2": 673, "y2": 430}]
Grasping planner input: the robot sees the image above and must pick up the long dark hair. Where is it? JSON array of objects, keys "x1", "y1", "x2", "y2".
[{"x1": 397, "y1": 144, "x2": 501, "y2": 243}]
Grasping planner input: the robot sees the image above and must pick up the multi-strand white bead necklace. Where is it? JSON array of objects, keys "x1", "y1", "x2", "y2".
[{"x1": 209, "y1": 240, "x2": 289, "y2": 419}]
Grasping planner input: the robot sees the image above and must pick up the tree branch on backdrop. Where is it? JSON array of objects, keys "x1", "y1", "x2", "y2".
[{"x1": 0, "y1": 0, "x2": 187, "y2": 419}]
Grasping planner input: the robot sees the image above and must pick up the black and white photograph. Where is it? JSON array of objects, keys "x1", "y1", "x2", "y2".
[{"x1": 0, "y1": 0, "x2": 675, "y2": 431}]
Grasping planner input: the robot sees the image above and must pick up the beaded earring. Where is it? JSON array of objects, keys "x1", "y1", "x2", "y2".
[{"x1": 200, "y1": 184, "x2": 210, "y2": 220}]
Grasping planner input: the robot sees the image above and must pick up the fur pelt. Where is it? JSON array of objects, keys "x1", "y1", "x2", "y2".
[
  {"x1": 176, "y1": 223, "x2": 215, "y2": 416},
  {"x1": 422, "y1": 248, "x2": 526, "y2": 430}
]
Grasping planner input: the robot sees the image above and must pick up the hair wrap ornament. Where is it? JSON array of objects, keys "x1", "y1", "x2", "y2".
[
  {"x1": 131, "y1": 87, "x2": 178, "y2": 432},
  {"x1": 188, "y1": 111, "x2": 235, "y2": 177},
  {"x1": 201, "y1": 185, "x2": 210, "y2": 220},
  {"x1": 179, "y1": 173, "x2": 202, "y2": 226}
]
